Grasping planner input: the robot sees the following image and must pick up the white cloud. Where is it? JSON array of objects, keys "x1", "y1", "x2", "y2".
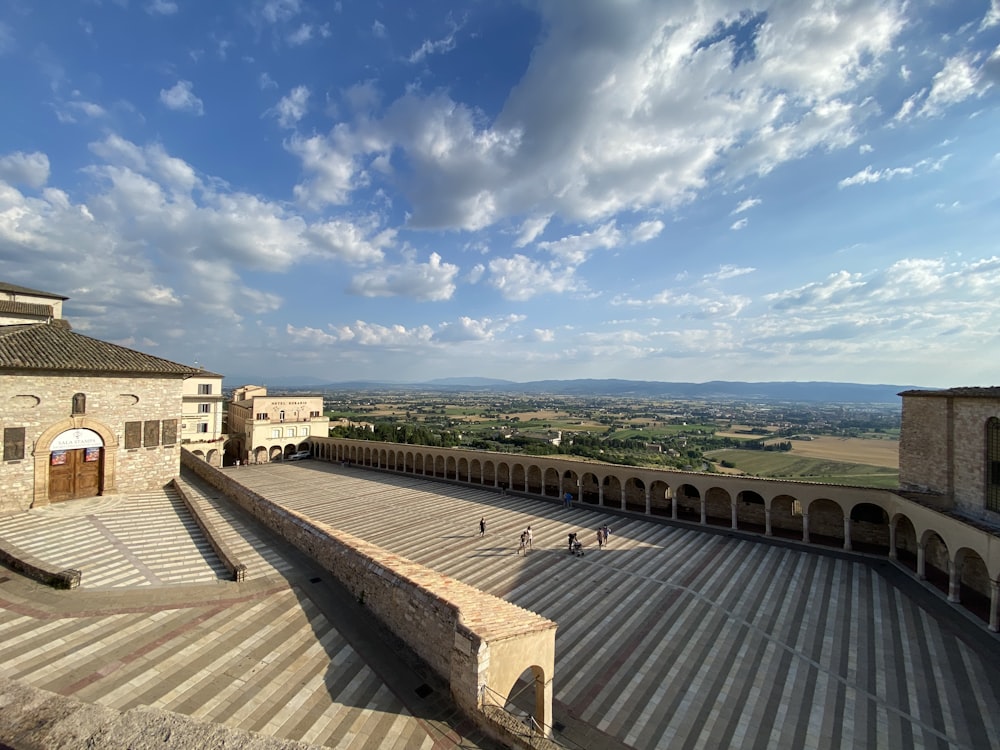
[
  {"x1": 159, "y1": 80, "x2": 204, "y2": 115},
  {"x1": 731, "y1": 197, "x2": 761, "y2": 215},
  {"x1": 435, "y1": 314, "x2": 523, "y2": 343},
  {"x1": 537, "y1": 221, "x2": 622, "y2": 264},
  {"x1": 275, "y1": 85, "x2": 310, "y2": 128},
  {"x1": 919, "y1": 55, "x2": 987, "y2": 117},
  {"x1": 705, "y1": 265, "x2": 755, "y2": 282},
  {"x1": 287, "y1": 24, "x2": 313, "y2": 46},
  {"x1": 631, "y1": 220, "x2": 664, "y2": 243},
  {"x1": 348, "y1": 252, "x2": 458, "y2": 301},
  {"x1": 289, "y1": 2, "x2": 911, "y2": 234},
  {"x1": 259, "y1": 72, "x2": 278, "y2": 90},
  {"x1": 305, "y1": 218, "x2": 392, "y2": 265},
  {"x1": 259, "y1": 0, "x2": 301, "y2": 24},
  {"x1": 515, "y1": 215, "x2": 551, "y2": 247},
  {"x1": 408, "y1": 23, "x2": 460, "y2": 64},
  {"x1": 487, "y1": 255, "x2": 580, "y2": 301},
  {"x1": 838, "y1": 156, "x2": 948, "y2": 188},
  {"x1": 0, "y1": 152, "x2": 50, "y2": 188},
  {"x1": 372, "y1": 20, "x2": 386, "y2": 39},
  {"x1": 146, "y1": 0, "x2": 178, "y2": 15},
  {"x1": 730, "y1": 218, "x2": 748, "y2": 231}
]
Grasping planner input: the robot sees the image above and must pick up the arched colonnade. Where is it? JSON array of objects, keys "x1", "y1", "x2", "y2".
[{"x1": 310, "y1": 438, "x2": 1000, "y2": 632}]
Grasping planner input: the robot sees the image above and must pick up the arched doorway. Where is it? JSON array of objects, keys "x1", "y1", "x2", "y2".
[{"x1": 48, "y1": 428, "x2": 105, "y2": 502}]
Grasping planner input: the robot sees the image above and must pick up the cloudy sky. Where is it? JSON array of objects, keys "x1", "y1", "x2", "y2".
[{"x1": 1, "y1": 0, "x2": 998, "y2": 387}]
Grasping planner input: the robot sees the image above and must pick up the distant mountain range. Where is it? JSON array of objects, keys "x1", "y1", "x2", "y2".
[{"x1": 224, "y1": 376, "x2": 930, "y2": 403}]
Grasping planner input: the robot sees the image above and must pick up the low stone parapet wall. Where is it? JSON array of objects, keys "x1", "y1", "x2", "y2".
[
  {"x1": 172, "y1": 473, "x2": 246, "y2": 582},
  {"x1": 0, "y1": 537, "x2": 80, "y2": 589}
]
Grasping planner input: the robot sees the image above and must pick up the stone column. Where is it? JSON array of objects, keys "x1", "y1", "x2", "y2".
[
  {"x1": 765, "y1": 507, "x2": 772, "y2": 537},
  {"x1": 947, "y1": 559, "x2": 961, "y2": 603},
  {"x1": 989, "y1": 580, "x2": 999, "y2": 633},
  {"x1": 917, "y1": 542, "x2": 926, "y2": 580},
  {"x1": 888, "y1": 523, "x2": 897, "y2": 560},
  {"x1": 598, "y1": 486, "x2": 604, "y2": 506},
  {"x1": 700, "y1": 498, "x2": 706, "y2": 525},
  {"x1": 645, "y1": 488, "x2": 651, "y2": 515},
  {"x1": 671, "y1": 495, "x2": 677, "y2": 520},
  {"x1": 620, "y1": 490, "x2": 626, "y2": 511},
  {"x1": 731, "y1": 500, "x2": 738, "y2": 530},
  {"x1": 802, "y1": 512, "x2": 810, "y2": 544},
  {"x1": 843, "y1": 517, "x2": 852, "y2": 552}
]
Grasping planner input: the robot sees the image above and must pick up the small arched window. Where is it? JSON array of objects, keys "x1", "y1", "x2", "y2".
[
  {"x1": 72, "y1": 392, "x2": 86, "y2": 415},
  {"x1": 987, "y1": 417, "x2": 1000, "y2": 513}
]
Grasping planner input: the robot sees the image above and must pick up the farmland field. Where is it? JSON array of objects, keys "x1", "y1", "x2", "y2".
[
  {"x1": 705, "y1": 449, "x2": 899, "y2": 488},
  {"x1": 768, "y1": 436, "x2": 898, "y2": 469}
]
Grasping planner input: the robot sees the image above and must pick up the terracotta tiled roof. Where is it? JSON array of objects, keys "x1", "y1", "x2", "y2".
[
  {"x1": 0, "y1": 300, "x2": 53, "y2": 318},
  {"x1": 0, "y1": 282, "x2": 67, "y2": 300},
  {"x1": 0, "y1": 322, "x2": 202, "y2": 376}
]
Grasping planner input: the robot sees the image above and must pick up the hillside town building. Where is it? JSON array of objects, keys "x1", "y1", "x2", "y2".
[
  {"x1": 226, "y1": 385, "x2": 329, "y2": 464},
  {"x1": 0, "y1": 282, "x2": 213, "y2": 513},
  {"x1": 180, "y1": 370, "x2": 226, "y2": 466}
]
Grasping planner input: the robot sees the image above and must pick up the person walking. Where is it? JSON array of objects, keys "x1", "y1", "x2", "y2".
[
  {"x1": 597, "y1": 528, "x2": 604, "y2": 549},
  {"x1": 518, "y1": 531, "x2": 527, "y2": 556},
  {"x1": 525, "y1": 525, "x2": 533, "y2": 549},
  {"x1": 479, "y1": 517, "x2": 486, "y2": 537}
]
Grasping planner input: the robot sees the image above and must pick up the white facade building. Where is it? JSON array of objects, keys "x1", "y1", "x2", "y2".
[
  {"x1": 181, "y1": 371, "x2": 226, "y2": 466},
  {"x1": 227, "y1": 385, "x2": 329, "y2": 464}
]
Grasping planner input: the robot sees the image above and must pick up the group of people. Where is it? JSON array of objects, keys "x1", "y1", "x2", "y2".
[
  {"x1": 596, "y1": 524, "x2": 612, "y2": 549},
  {"x1": 517, "y1": 525, "x2": 534, "y2": 555}
]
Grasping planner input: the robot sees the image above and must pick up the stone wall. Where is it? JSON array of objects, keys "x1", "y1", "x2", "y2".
[
  {"x1": 900, "y1": 391, "x2": 1000, "y2": 521},
  {"x1": 0, "y1": 373, "x2": 185, "y2": 512},
  {"x1": 899, "y1": 395, "x2": 951, "y2": 496}
]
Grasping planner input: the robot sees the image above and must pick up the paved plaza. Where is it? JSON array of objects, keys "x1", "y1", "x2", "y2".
[{"x1": 1, "y1": 460, "x2": 999, "y2": 749}]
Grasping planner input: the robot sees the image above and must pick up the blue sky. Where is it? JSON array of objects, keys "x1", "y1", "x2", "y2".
[{"x1": 1, "y1": 0, "x2": 998, "y2": 387}]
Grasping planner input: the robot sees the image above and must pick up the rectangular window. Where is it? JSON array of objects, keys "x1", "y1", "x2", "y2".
[
  {"x1": 300, "y1": 427, "x2": 310, "y2": 436},
  {"x1": 3, "y1": 427, "x2": 25, "y2": 461},
  {"x1": 256, "y1": 412, "x2": 269, "y2": 420},
  {"x1": 271, "y1": 428, "x2": 281, "y2": 438},
  {"x1": 143, "y1": 420, "x2": 160, "y2": 447},
  {"x1": 285, "y1": 427, "x2": 295, "y2": 438},
  {"x1": 196, "y1": 423, "x2": 208, "y2": 434},
  {"x1": 198, "y1": 403, "x2": 211, "y2": 413},
  {"x1": 125, "y1": 421, "x2": 142, "y2": 449},
  {"x1": 162, "y1": 419, "x2": 177, "y2": 446},
  {"x1": 198, "y1": 383, "x2": 211, "y2": 395},
  {"x1": 310, "y1": 410, "x2": 320, "y2": 418}
]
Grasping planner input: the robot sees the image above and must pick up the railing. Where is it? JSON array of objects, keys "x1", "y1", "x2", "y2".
[{"x1": 479, "y1": 685, "x2": 585, "y2": 750}]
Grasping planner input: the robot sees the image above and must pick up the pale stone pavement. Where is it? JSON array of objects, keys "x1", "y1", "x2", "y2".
[
  {"x1": 0, "y1": 483, "x2": 499, "y2": 750},
  {"x1": 1, "y1": 460, "x2": 999, "y2": 749}
]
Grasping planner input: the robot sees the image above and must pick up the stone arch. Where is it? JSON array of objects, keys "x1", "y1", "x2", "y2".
[
  {"x1": 483, "y1": 460, "x2": 496, "y2": 487},
  {"x1": 253, "y1": 446, "x2": 268, "y2": 463},
  {"x1": 527, "y1": 465, "x2": 543, "y2": 495},
  {"x1": 497, "y1": 462, "x2": 511, "y2": 492},
  {"x1": 206, "y1": 449, "x2": 220, "y2": 467},
  {"x1": 705, "y1": 487, "x2": 731, "y2": 527},
  {"x1": 955, "y1": 547, "x2": 991, "y2": 624},
  {"x1": 736, "y1": 490, "x2": 766, "y2": 532},
  {"x1": 623, "y1": 477, "x2": 646, "y2": 513},
  {"x1": 470, "y1": 458, "x2": 483, "y2": 484},
  {"x1": 676, "y1": 484, "x2": 701, "y2": 522},
  {"x1": 580, "y1": 472, "x2": 600, "y2": 504},
  {"x1": 512, "y1": 463, "x2": 526, "y2": 493},
  {"x1": 457, "y1": 457, "x2": 469, "y2": 482},
  {"x1": 920, "y1": 529, "x2": 950, "y2": 595},
  {"x1": 560, "y1": 469, "x2": 580, "y2": 502},
  {"x1": 446, "y1": 455, "x2": 457, "y2": 480},
  {"x1": 269, "y1": 445, "x2": 283, "y2": 461},
  {"x1": 435, "y1": 455, "x2": 446, "y2": 479},
  {"x1": 649, "y1": 480, "x2": 673, "y2": 517},
  {"x1": 543, "y1": 468, "x2": 560, "y2": 497},
  {"x1": 849, "y1": 503, "x2": 890, "y2": 554},
  {"x1": 602, "y1": 475, "x2": 623, "y2": 509},
  {"x1": 806, "y1": 498, "x2": 845, "y2": 547},
  {"x1": 769, "y1": 494, "x2": 803, "y2": 539},
  {"x1": 32, "y1": 416, "x2": 119, "y2": 507},
  {"x1": 891, "y1": 514, "x2": 918, "y2": 571}
]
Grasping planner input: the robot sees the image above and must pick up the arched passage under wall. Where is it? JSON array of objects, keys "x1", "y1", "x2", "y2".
[
  {"x1": 624, "y1": 478, "x2": 646, "y2": 513},
  {"x1": 676, "y1": 484, "x2": 701, "y2": 522},
  {"x1": 769, "y1": 494, "x2": 803, "y2": 539},
  {"x1": 807, "y1": 498, "x2": 845, "y2": 547},
  {"x1": 850, "y1": 503, "x2": 890, "y2": 555},
  {"x1": 649, "y1": 480, "x2": 673, "y2": 517},
  {"x1": 892, "y1": 514, "x2": 918, "y2": 571},
  {"x1": 921, "y1": 530, "x2": 950, "y2": 596},
  {"x1": 705, "y1": 487, "x2": 731, "y2": 527},
  {"x1": 955, "y1": 548, "x2": 992, "y2": 625},
  {"x1": 737, "y1": 490, "x2": 766, "y2": 532}
]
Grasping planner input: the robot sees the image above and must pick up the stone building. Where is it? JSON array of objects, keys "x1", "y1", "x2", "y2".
[
  {"x1": 899, "y1": 387, "x2": 1000, "y2": 523},
  {"x1": 0, "y1": 282, "x2": 211, "y2": 513},
  {"x1": 227, "y1": 385, "x2": 329, "y2": 464}
]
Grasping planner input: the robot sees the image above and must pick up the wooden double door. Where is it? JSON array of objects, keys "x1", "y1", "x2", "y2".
[{"x1": 49, "y1": 448, "x2": 103, "y2": 503}]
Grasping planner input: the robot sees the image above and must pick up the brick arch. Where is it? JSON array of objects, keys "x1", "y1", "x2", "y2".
[{"x1": 32, "y1": 416, "x2": 120, "y2": 508}]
